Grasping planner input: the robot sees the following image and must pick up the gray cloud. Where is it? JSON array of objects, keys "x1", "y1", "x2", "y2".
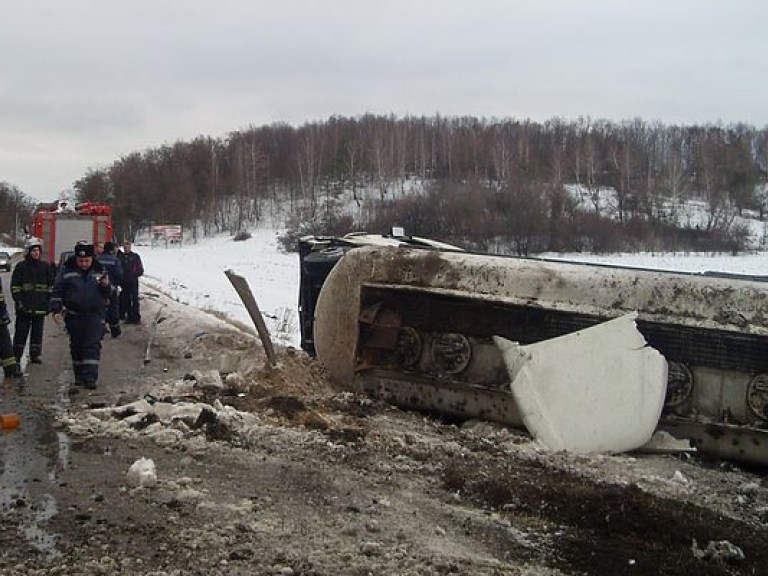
[{"x1": 1, "y1": 0, "x2": 766, "y2": 201}]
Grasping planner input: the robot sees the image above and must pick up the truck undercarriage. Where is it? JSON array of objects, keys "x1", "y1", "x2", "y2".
[{"x1": 300, "y1": 235, "x2": 768, "y2": 466}]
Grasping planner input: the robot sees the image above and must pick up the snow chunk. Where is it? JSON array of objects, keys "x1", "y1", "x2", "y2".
[
  {"x1": 195, "y1": 369, "x2": 224, "y2": 390},
  {"x1": 126, "y1": 457, "x2": 158, "y2": 488},
  {"x1": 671, "y1": 470, "x2": 690, "y2": 485},
  {"x1": 640, "y1": 430, "x2": 696, "y2": 453},
  {"x1": 692, "y1": 539, "x2": 745, "y2": 563}
]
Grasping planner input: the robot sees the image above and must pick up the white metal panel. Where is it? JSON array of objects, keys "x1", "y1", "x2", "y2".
[{"x1": 495, "y1": 313, "x2": 668, "y2": 454}]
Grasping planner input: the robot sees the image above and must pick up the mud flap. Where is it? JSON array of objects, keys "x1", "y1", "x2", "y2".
[{"x1": 494, "y1": 312, "x2": 668, "y2": 454}]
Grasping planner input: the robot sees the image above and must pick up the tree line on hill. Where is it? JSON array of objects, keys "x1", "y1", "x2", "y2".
[
  {"x1": 0, "y1": 182, "x2": 35, "y2": 244},
  {"x1": 4, "y1": 115, "x2": 768, "y2": 254}
]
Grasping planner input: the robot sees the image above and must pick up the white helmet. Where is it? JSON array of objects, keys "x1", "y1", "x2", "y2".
[{"x1": 25, "y1": 237, "x2": 42, "y2": 252}]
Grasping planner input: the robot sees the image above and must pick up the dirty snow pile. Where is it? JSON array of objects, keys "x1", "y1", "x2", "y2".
[
  {"x1": 61, "y1": 379, "x2": 266, "y2": 451},
  {"x1": 57, "y1": 355, "x2": 339, "y2": 460}
]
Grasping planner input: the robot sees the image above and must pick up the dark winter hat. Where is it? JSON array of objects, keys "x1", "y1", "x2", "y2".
[
  {"x1": 74, "y1": 240, "x2": 95, "y2": 258},
  {"x1": 103, "y1": 241, "x2": 115, "y2": 252}
]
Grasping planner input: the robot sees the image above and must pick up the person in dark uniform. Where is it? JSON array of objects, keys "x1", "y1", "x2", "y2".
[
  {"x1": 97, "y1": 241, "x2": 123, "y2": 338},
  {"x1": 1, "y1": 275, "x2": 22, "y2": 378},
  {"x1": 117, "y1": 240, "x2": 144, "y2": 324},
  {"x1": 49, "y1": 241, "x2": 112, "y2": 389},
  {"x1": 11, "y1": 237, "x2": 55, "y2": 365}
]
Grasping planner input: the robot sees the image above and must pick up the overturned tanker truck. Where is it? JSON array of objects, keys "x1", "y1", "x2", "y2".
[{"x1": 298, "y1": 232, "x2": 768, "y2": 466}]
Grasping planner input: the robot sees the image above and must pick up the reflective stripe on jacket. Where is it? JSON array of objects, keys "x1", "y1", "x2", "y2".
[
  {"x1": 11, "y1": 256, "x2": 55, "y2": 315},
  {"x1": 50, "y1": 257, "x2": 111, "y2": 314}
]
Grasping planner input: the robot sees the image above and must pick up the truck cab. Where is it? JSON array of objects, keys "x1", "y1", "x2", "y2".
[{"x1": 31, "y1": 201, "x2": 113, "y2": 269}]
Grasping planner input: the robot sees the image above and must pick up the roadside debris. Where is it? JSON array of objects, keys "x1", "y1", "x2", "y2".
[
  {"x1": 691, "y1": 539, "x2": 745, "y2": 563},
  {"x1": 494, "y1": 312, "x2": 668, "y2": 454},
  {"x1": 225, "y1": 269, "x2": 277, "y2": 368},
  {"x1": 143, "y1": 305, "x2": 167, "y2": 364},
  {"x1": 638, "y1": 429, "x2": 696, "y2": 454},
  {"x1": 126, "y1": 457, "x2": 157, "y2": 488}
]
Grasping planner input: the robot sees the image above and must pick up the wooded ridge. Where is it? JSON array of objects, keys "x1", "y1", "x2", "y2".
[{"x1": 3, "y1": 115, "x2": 767, "y2": 254}]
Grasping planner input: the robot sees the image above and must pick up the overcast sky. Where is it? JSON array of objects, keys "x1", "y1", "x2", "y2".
[{"x1": 1, "y1": 0, "x2": 766, "y2": 202}]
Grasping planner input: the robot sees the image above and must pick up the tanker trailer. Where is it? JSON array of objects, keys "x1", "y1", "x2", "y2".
[{"x1": 307, "y1": 243, "x2": 768, "y2": 466}]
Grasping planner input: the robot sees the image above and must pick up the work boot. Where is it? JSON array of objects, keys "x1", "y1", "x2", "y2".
[
  {"x1": 11, "y1": 364, "x2": 24, "y2": 378},
  {"x1": 30, "y1": 356, "x2": 42, "y2": 364},
  {"x1": 111, "y1": 327, "x2": 122, "y2": 338}
]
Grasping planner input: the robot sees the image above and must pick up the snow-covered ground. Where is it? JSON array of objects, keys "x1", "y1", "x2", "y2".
[
  {"x1": 138, "y1": 229, "x2": 300, "y2": 347},
  {"x1": 539, "y1": 250, "x2": 768, "y2": 277},
  {"x1": 139, "y1": 229, "x2": 768, "y2": 351},
  {"x1": 0, "y1": 229, "x2": 300, "y2": 346},
  {"x1": 4, "y1": 228, "x2": 768, "y2": 350}
]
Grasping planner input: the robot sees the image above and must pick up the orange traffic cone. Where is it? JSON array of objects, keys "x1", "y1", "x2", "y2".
[{"x1": 0, "y1": 413, "x2": 20, "y2": 430}]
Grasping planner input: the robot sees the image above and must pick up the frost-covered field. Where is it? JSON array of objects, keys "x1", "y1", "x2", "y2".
[{"x1": 138, "y1": 229, "x2": 300, "y2": 347}]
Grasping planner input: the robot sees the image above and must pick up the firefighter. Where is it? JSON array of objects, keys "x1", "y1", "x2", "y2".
[
  {"x1": 97, "y1": 241, "x2": 123, "y2": 338},
  {"x1": 1, "y1": 275, "x2": 22, "y2": 378},
  {"x1": 50, "y1": 241, "x2": 112, "y2": 389},
  {"x1": 118, "y1": 240, "x2": 144, "y2": 324},
  {"x1": 11, "y1": 237, "x2": 55, "y2": 365}
]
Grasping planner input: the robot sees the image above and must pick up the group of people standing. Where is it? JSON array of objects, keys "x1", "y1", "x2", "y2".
[{"x1": 0, "y1": 238, "x2": 143, "y2": 390}]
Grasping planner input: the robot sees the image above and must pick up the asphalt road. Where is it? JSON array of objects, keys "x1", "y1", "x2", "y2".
[{"x1": 0, "y1": 272, "x2": 159, "y2": 559}]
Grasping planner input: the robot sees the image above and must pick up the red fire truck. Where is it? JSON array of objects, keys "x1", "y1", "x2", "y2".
[{"x1": 30, "y1": 201, "x2": 113, "y2": 268}]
